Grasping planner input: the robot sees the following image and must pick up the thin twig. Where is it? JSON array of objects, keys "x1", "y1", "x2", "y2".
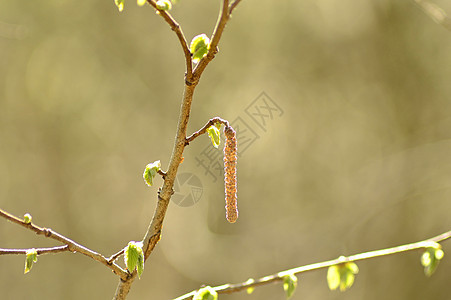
[
  {"x1": 108, "y1": 248, "x2": 125, "y2": 264},
  {"x1": 0, "y1": 208, "x2": 128, "y2": 280},
  {"x1": 413, "y1": 0, "x2": 451, "y2": 31},
  {"x1": 192, "y1": 0, "x2": 232, "y2": 82},
  {"x1": 146, "y1": 0, "x2": 193, "y2": 79},
  {"x1": 0, "y1": 245, "x2": 69, "y2": 255},
  {"x1": 173, "y1": 230, "x2": 451, "y2": 300},
  {"x1": 185, "y1": 117, "x2": 230, "y2": 145},
  {"x1": 229, "y1": 0, "x2": 243, "y2": 15}
]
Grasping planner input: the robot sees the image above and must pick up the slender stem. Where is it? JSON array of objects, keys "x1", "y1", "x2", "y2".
[
  {"x1": 229, "y1": 0, "x2": 243, "y2": 15},
  {"x1": 173, "y1": 230, "x2": 451, "y2": 299},
  {"x1": 185, "y1": 117, "x2": 230, "y2": 144},
  {"x1": 192, "y1": 0, "x2": 231, "y2": 82},
  {"x1": 108, "y1": 249, "x2": 125, "y2": 264},
  {"x1": 0, "y1": 245, "x2": 69, "y2": 255},
  {"x1": 0, "y1": 208, "x2": 128, "y2": 280},
  {"x1": 113, "y1": 83, "x2": 198, "y2": 300},
  {"x1": 146, "y1": 0, "x2": 193, "y2": 79}
]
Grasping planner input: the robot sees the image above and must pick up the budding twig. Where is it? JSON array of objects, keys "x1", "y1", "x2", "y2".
[
  {"x1": 145, "y1": 0, "x2": 193, "y2": 79},
  {"x1": 0, "y1": 208, "x2": 128, "y2": 280},
  {"x1": 185, "y1": 117, "x2": 230, "y2": 145},
  {"x1": 173, "y1": 230, "x2": 451, "y2": 300},
  {"x1": 0, "y1": 245, "x2": 69, "y2": 255}
]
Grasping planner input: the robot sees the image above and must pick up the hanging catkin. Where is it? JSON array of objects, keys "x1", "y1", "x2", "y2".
[{"x1": 223, "y1": 125, "x2": 238, "y2": 223}]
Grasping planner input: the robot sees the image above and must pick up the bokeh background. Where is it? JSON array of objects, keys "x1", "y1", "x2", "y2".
[{"x1": 1, "y1": 0, "x2": 451, "y2": 299}]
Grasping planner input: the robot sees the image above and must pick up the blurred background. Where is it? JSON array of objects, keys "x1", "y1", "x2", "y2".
[{"x1": 1, "y1": 0, "x2": 451, "y2": 299}]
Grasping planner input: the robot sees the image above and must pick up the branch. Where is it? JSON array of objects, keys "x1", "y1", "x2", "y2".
[
  {"x1": 413, "y1": 0, "x2": 451, "y2": 31},
  {"x1": 192, "y1": 0, "x2": 233, "y2": 82},
  {"x1": 0, "y1": 245, "x2": 69, "y2": 255},
  {"x1": 185, "y1": 117, "x2": 230, "y2": 145},
  {"x1": 174, "y1": 230, "x2": 451, "y2": 299},
  {"x1": 229, "y1": 0, "x2": 243, "y2": 15},
  {"x1": 113, "y1": 2, "x2": 242, "y2": 298},
  {"x1": 146, "y1": 0, "x2": 193, "y2": 79},
  {"x1": 0, "y1": 208, "x2": 128, "y2": 280},
  {"x1": 108, "y1": 248, "x2": 125, "y2": 264}
]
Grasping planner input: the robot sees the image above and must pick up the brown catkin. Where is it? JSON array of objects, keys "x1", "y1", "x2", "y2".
[{"x1": 224, "y1": 125, "x2": 238, "y2": 223}]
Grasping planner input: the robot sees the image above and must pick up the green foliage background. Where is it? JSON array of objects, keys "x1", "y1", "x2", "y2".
[{"x1": 1, "y1": 0, "x2": 451, "y2": 299}]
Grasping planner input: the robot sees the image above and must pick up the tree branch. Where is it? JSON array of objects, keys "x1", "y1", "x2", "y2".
[
  {"x1": 192, "y1": 0, "x2": 232, "y2": 82},
  {"x1": 413, "y1": 0, "x2": 451, "y2": 31},
  {"x1": 229, "y1": 0, "x2": 243, "y2": 15},
  {"x1": 0, "y1": 245, "x2": 69, "y2": 255},
  {"x1": 0, "y1": 208, "x2": 128, "y2": 280},
  {"x1": 113, "y1": 2, "x2": 243, "y2": 298},
  {"x1": 146, "y1": 0, "x2": 193, "y2": 80},
  {"x1": 174, "y1": 230, "x2": 451, "y2": 299},
  {"x1": 185, "y1": 116, "x2": 230, "y2": 145}
]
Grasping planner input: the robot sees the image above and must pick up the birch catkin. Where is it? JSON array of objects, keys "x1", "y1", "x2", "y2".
[{"x1": 223, "y1": 125, "x2": 238, "y2": 223}]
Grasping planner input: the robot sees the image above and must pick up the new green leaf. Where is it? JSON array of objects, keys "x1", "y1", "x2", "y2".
[
  {"x1": 283, "y1": 273, "x2": 298, "y2": 299},
  {"x1": 124, "y1": 241, "x2": 144, "y2": 278},
  {"x1": 190, "y1": 34, "x2": 210, "y2": 63},
  {"x1": 421, "y1": 242, "x2": 444, "y2": 277},
  {"x1": 143, "y1": 160, "x2": 161, "y2": 187},
  {"x1": 327, "y1": 265, "x2": 340, "y2": 291},
  {"x1": 327, "y1": 258, "x2": 359, "y2": 292},
  {"x1": 24, "y1": 249, "x2": 38, "y2": 274},
  {"x1": 207, "y1": 125, "x2": 221, "y2": 148},
  {"x1": 115, "y1": 0, "x2": 125, "y2": 12},
  {"x1": 23, "y1": 213, "x2": 32, "y2": 224},
  {"x1": 193, "y1": 286, "x2": 218, "y2": 300},
  {"x1": 156, "y1": 0, "x2": 172, "y2": 11}
]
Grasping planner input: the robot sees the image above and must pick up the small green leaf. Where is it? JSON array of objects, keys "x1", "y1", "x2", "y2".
[
  {"x1": 340, "y1": 262, "x2": 358, "y2": 291},
  {"x1": 115, "y1": 0, "x2": 125, "y2": 12},
  {"x1": 193, "y1": 286, "x2": 218, "y2": 300},
  {"x1": 24, "y1": 249, "x2": 38, "y2": 274},
  {"x1": 327, "y1": 259, "x2": 359, "y2": 292},
  {"x1": 245, "y1": 278, "x2": 255, "y2": 294},
  {"x1": 190, "y1": 34, "x2": 210, "y2": 63},
  {"x1": 283, "y1": 273, "x2": 298, "y2": 299},
  {"x1": 124, "y1": 241, "x2": 144, "y2": 278},
  {"x1": 327, "y1": 265, "x2": 340, "y2": 291},
  {"x1": 143, "y1": 160, "x2": 161, "y2": 187},
  {"x1": 156, "y1": 0, "x2": 172, "y2": 11},
  {"x1": 421, "y1": 243, "x2": 444, "y2": 277},
  {"x1": 23, "y1": 213, "x2": 32, "y2": 224},
  {"x1": 136, "y1": 250, "x2": 144, "y2": 278},
  {"x1": 207, "y1": 125, "x2": 221, "y2": 148},
  {"x1": 137, "y1": 0, "x2": 146, "y2": 6}
]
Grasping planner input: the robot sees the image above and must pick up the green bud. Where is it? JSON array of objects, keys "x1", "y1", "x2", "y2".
[
  {"x1": 245, "y1": 278, "x2": 255, "y2": 294},
  {"x1": 124, "y1": 241, "x2": 144, "y2": 278},
  {"x1": 207, "y1": 125, "x2": 221, "y2": 148},
  {"x1": 24, "y1": 249, "x2": 38, "y2": 274},
  {"x1": 23, "y1": 213, "x2": 32, "y2": 224},
  {"x1": 421, "y1": 242, "x2": 444, "y2": 277},
  {"x1": 143, "y1": 160, "x2": 161, "y2": 187},
  {"x1": 115, "y1": 0, "x2": 124, "y2": 12},
  {"x1": 193, "y1": 286, "x2": 218, "y2": 300},
  {"x1": 190, "y1": 34, "x2": 210, "y2": 63},
  {"x1": 283, "y1": 273, "x2": 298, "y2": 299},
  {"x1": 156, "y1": 0, "x2": 172, "y2": 11},
  {"x1": 327, "y1": 258, "x2": 359, "y2": 292}
]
